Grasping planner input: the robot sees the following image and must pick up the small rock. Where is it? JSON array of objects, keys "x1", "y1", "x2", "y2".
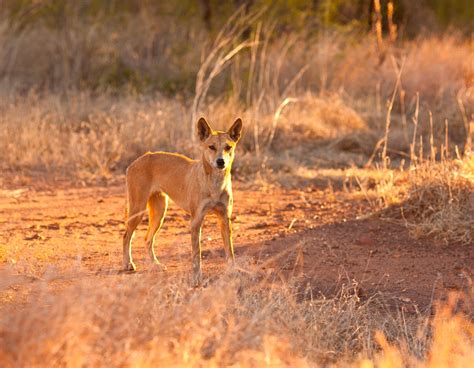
[
  {"x1": 46, "y1": 223, "x2": 60, "y2": 230},
  {"x1": 25, "y1": 233, "x2": 44, "y2": 241},
  {"x1": 251, "y1": 222, "x2": 267, "y2": 229}
]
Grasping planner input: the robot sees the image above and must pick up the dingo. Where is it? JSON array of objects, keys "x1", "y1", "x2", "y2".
[{"x1": 122, "y1": 117, "x2": 243, "y2": 285}]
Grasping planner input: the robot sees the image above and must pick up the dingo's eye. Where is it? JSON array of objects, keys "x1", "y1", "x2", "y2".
[
  {"x1": 224, "y1": 145, "x2": 232, "y2": 151},
  {"x1": 209, "y1": 145, "x2": 216, "y2": 151}
]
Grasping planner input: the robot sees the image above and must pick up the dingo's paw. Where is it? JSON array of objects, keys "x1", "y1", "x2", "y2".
[
  {"x1": 192, "y1": 272, "x2": 203, "y2": 288},
  {"x1": 150, "y1": 261, "x2": 167, "y2": 272},
  {"x1": 122, "y1": 262, "x2": 137, "y2": 272}
]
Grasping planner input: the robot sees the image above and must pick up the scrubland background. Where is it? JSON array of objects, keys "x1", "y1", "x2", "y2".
[
  {"x1": 1, "y1": 0, "x2": 472, "y2": 243},
  {"x1": 0, "y1": 1, "x2": 473, "y2": 366},
  {"x1": 1, "y1": 0, "x2": 472, "y2": 172}
]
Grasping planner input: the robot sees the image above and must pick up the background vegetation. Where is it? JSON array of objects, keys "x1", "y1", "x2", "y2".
[{"x1": 1, "y1": 0, "x2": 472, "y2": 94}]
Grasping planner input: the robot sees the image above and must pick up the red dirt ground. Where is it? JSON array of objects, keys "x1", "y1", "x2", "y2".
[{"x1": 1, "y1": 174, "x2": 472, "y2": 314}]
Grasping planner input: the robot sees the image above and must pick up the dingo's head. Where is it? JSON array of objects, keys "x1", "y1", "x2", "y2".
[{"x1": 197, "y1": 117, "x2": 243, "y2": 171}]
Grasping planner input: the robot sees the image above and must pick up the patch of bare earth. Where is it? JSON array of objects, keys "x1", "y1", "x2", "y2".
[{"x1": 0, "y1": 176, "x2": 472, "y2": 315}]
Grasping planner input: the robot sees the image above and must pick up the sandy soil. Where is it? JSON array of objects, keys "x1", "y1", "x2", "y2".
[{"x1": 0, "y1": 175, "x2": 472, "y2": 314}]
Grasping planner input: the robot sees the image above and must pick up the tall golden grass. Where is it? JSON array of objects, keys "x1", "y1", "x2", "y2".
[
  {"x1": 397, "y1": 155, "x2": 473, "y2": 245},
  {"x1": 0, "y1": 266, "x2": 472, "y2": 367},
  {"x1": 358, "y1": 100, "x2": 473, "y2": 246}
]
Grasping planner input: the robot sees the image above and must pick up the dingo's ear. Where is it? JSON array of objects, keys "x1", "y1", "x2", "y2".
[
  {"x1": 228, "y1": 118, "x2": 243, "y2": 142},
  {"x1": 197, "y1": 117, "x2": 212, "y2": 141}
]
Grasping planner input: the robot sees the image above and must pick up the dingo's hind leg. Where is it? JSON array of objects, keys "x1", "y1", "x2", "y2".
[
  {"x1": 145, "y1": 191, "x2": 168, "y2": 270},
  {"x1": 123, "y1": 184, "x2": 148, "y2": 271}
]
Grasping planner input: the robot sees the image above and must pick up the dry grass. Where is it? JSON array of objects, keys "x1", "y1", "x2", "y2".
[
  {"x1": 399, "y1": 155, "x2": 474, "y2": 245},
  {"x1": 0, "y1": 91, "x2": 188, "y2": 178},
  {"x1": 351, "y1": 152, "x2": 473, "y2": 246},
  {"x1": 0, "y1": 90, "x2": 368, "y2": 177},
  {"x1": 362, "y1": 291, "x2": 474, "y2": 368},
  {"x1": 0, "y1": 264, "x2": 472, "y2": 367}
]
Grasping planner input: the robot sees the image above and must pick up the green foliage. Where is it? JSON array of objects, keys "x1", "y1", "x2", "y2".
[
  {"x1": 3, "y1": 0, "x2": 473, "y2": 31},
  {"x1": 428, "y1": 0, "x2": 474, "y2": 30}
]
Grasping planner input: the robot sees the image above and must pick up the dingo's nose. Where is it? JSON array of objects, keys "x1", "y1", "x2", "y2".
[{"x1": 216, "y1": 158, "x2": 225, "y2": 169}]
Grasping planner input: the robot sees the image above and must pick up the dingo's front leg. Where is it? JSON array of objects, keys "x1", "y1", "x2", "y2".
[
  {"x1": 190, "y1": 202, "x2": 211, "y2": 286},
  {"x1": 191, "y1": 216, "x2": 204, "y2": 286},
  {"x1": 216, "y1": 210, "x2": 235, "y2": 265}
]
